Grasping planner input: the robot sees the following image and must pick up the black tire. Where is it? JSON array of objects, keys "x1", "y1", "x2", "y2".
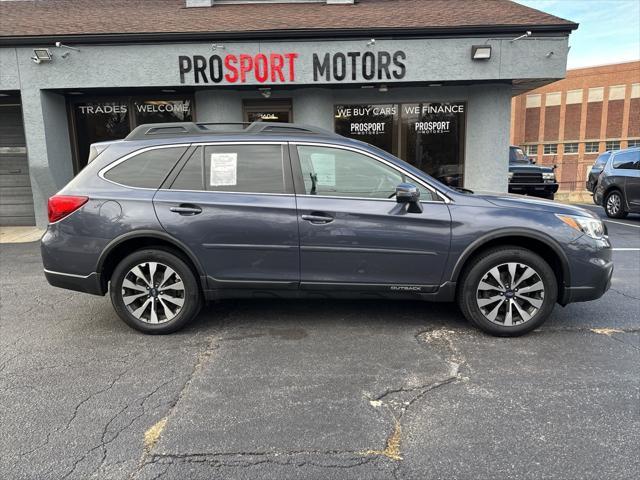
[
  {"x1": 604, "y1": 190, "x2": 628, "y2": 219},
  {"x1": 110, "y1": 249, "x2": 202, "y2": 334},
  {"x1": 457, "y1": 247, "x2": 557, "y2": 337}
]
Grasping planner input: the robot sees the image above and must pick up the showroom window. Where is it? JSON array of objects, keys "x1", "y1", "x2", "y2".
[
  {"x1": 543, "y1": 144, "x2": 558, "y2": 155},
  {"x1": 585, "y1": 142, "x2": 600, "y2": 153},
  {"x1": 69, "y1": 94, "x2": 194, "y2": 173},
  {"x1": 334, "y1": 102, "x2": 465, "y2": 187},
  {"x1": 606, "y1": 140, "x2": 621, "y2": 151},
  {"x1": 563, "y1": 143, "x2": 579, "y2": 154}
]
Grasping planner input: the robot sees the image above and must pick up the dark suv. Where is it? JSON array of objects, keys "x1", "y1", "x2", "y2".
[
  {"x1": 42, "y1": 122, "x2": 613, "y2": 337},
  {"x1": 593, "y1": 147, "x2": 640, "y2": 218},
  {"x1": 508, "y1": 146, "x2": 558, "y2": 200}
]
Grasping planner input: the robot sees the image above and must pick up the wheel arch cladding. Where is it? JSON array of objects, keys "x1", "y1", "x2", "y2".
[
  {"x1": 451, "y1": 231, "x2": 569, "y2": 302},
  {"x1": 97, "y1": 231, "x2": 206, "y2": 294}
]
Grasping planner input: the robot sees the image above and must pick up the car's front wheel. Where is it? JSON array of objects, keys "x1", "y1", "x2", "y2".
[
  {"x1": 110, "y1": 249, "x2": 202, "y2": 334},
  {"x1": 457, "y1": 247, "x2": 557, "y2": 337},
  {"x1": 604, "y1": 190, "x2": 628, "y2": 218}
]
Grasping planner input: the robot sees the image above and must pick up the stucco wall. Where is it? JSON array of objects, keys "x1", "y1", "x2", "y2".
[{"x1": 0, "y1": 35, "x2": 567, "y2": 225}]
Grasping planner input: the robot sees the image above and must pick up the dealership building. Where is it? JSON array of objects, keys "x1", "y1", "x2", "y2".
[{"x1": 0, "y1": 0, "x2": 576, "y2": 227}]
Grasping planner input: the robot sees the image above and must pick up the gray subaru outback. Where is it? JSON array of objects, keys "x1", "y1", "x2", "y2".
[{"x1": 41, "y1": 122, "x2": 613, "y2": 336}]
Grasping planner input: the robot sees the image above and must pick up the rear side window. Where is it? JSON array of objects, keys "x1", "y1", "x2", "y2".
[
  {"x1": 104, "y1": 146, "x2": 187, "y2": 188},
  {"x1": 171, "y1": 144, "x2": 286, "y2": 194},
  {"x1": 612, "y1": 151, "x2": 639, "y2": 170}
]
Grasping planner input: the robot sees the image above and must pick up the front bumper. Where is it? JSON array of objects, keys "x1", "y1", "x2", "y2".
[
  {"x1": 508, "y1": 182, "x2": 559, "y2": 197},
  {"x1": 559, "y1": 236, "x2": 613, "y2": 305}
]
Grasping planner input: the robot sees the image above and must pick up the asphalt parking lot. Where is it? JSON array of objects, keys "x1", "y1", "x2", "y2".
[{"x1": 1, "y1": 204, "x2": 638, "y2": 480}]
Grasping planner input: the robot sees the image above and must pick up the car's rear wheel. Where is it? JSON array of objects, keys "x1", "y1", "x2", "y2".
[
  {"x1": 110, "y1": 249, "x2": 201, "y2": 334},
  {"x1": 457, "y1": 247, "x2": 557, "y2": 337},
  {"x1": 604, "y1": 190, "x2": 628, "y2": 218}
]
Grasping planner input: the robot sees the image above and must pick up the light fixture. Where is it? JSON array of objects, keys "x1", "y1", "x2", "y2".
[
  {"x1": 546, "y1": 51, "x2": 555, "y2": 58},
  {"x1": 31, "y1": 48, "x2": 52, "y2": 64},
  {"x1": 67, "y1": 91, "x2": 84, "y2": 95},
  {"x1": 428, "y1": 83, "x2": 443, "y2": 87},
  {"x1": 510, "y1": 31, "x2": 532, "y2": 43},
  {"x1": 212, "y1": 44, "x2": 225, "y2": 51},
  {"x1": 471, "y1": 45, "x2": 492, "y2": 60},
  {"x1": 367, "y1": 38, "x2": 376, "y2": 47},
  {"x1": 55, "y1": 42, "x2": 80, "y2": 52},
  {"x1": 378, "y1": 84, "x2": 388, "y2": 93},
  {"x1": 259, "y1": 87, "x2": 271, "y2": 99},
  {"x1": 161, "y1": 89, "x2": 177, "y2": 93}
]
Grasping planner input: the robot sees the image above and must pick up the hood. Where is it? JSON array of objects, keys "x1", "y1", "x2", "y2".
[{"x1": 472, "y1": 191, "x2": 598, "y2": 218}]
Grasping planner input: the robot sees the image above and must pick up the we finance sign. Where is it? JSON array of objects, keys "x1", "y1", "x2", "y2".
[{"x1": 178, "y1": 50, "x2": 407, "y2": 85}]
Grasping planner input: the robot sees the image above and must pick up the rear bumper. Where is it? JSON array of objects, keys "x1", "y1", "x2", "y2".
[
  {"x1": 44, "y1": 269, "x2": 105, "y2": 296},
  {"x1": 508, "y1": 183, "x2": 559, "y2": 196}
]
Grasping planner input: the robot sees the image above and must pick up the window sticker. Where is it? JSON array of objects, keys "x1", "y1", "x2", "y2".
[
  {"x1": 210, "y1": 153, "x2": 237, "y2": 186},
  {"x1": 310, "y1": 153, "x2": 336, "y2": 186}
]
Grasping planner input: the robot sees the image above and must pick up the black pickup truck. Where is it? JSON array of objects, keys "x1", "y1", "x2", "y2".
[{"x1": 508, "y1": 146, "x2": 558, "y2": 200}]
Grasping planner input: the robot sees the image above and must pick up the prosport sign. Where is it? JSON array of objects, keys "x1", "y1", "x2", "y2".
[{"x1": 178, "y1": 50, "x2": 407, "y2": 85}]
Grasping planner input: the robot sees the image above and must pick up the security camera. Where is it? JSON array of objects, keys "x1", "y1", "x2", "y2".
[{"x1": 31, "y1": 56, "x2": 41, "y2": 64}]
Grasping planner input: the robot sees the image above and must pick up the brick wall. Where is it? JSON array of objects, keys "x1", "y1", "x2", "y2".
[
  {"x1": 543, "y1": 106, "x2": 560, "y2": 140},
  {"x1": 606, "y1": 99, "x2": 624, "y2": 138},
  {"x1": 629, "y1": 98, "x2": 640, "y2": 138},
  {"x1": 524, "y1": 108, "x2": 540, "y2": 142},
  {"x1": 585, "y1": 102, "x2": 602, "y2": 139},
  {"x1": 563, "y1": 103, "x2": 581, "y2": 140}
]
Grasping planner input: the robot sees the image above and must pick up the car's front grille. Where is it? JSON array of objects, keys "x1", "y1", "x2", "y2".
[{"x1": 512, "y1": 172, "x2": 543, "y2": 184}]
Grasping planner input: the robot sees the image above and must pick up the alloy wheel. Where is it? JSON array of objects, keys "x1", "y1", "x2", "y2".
[
  {"x1": 121, "y1": 262, "x2": 185, "y2": 324},
  {"x1": 606, "y1": 193, "x2": 621, "y2": 216},
  {"x1": 475, "y1": 262, "x2": 545, "y2": 327}
]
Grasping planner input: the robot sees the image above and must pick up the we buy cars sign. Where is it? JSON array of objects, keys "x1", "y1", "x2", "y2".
[{"x1": 178, "y1": 49, "x2": 407, "y2": 85}]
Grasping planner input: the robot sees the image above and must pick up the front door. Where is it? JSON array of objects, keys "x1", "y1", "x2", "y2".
[
  {"x1": 291, "y1": 144, "x2": 451, "y2": 292},
  {"x1": 154, "y1": 143, "x2": 299, "y2": 290}
]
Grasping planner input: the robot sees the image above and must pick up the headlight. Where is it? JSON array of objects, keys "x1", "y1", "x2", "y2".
[
  {"x1": 556, "y1": 214, "x2": 605, "y2": 239},
  {"x1": 508, "y1": 172, "x2": 514, "y2": 181},
  {"x1": 542, "y1": 172, "x2": 555, "y2": 182}
]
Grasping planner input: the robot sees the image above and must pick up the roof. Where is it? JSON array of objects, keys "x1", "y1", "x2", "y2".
[{"x1": 0, "y1": 0, "x2": 577, "y2": 45}]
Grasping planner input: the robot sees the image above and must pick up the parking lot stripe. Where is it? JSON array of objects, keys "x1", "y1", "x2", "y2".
[
  {"x1": 612, "y1": 248, "x2": 640, "y2": 251},
  {"x1": 604, "y1": 219, "x2": 640, "y2": 229}
]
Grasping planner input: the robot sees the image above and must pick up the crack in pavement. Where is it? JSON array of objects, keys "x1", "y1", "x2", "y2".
[
  {"x1": 129, "y1": 333, "x2": 221, "y2": 480},
  {"x1": 363, "y1": 327, "x2": 471, "y2": 464},
  {"x1": 608, "y1": 287, "x2": 640, "y2": 302}
]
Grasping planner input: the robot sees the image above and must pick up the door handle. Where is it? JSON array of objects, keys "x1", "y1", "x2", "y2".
[
  {"x1": 301, "y1": 213, "x2": 334, "y2": 224},
  {"x1": 169, "y1": 204, "x2": 202, "y2": 216}
]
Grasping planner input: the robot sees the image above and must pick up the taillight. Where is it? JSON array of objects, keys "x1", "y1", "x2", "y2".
[{"x1": 48, "y1": 195, "x2": 89, "y2": 223}]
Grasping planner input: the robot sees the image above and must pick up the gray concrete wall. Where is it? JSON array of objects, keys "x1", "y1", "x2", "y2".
[{"x1": 0, "y1": 35, "x2": 568, "y2": 225}]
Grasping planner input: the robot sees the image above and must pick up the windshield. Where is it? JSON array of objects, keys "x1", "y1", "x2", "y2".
[{"x1": 510, "y1": 147, "x2": 530, "y2": 163}]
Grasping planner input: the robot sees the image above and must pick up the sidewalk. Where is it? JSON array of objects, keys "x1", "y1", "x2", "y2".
[{"x1": 0, "y1": 226, "x2": 44, "y2": 244}]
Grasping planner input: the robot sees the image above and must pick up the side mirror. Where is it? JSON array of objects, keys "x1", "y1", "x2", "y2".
[
  {"x1": 396, "y1": 183, "x2": 423, "y2": 213},
  {"x1": 529, "y1": 157, "x2": 537, "y2": 164},
  {"x1": 396, "y1": 183, "x2": 420, "y2": 203}
]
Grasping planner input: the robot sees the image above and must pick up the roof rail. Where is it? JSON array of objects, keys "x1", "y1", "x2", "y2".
[{"x1": 124, "y1": 121, "x2": 338, "y2": 141}]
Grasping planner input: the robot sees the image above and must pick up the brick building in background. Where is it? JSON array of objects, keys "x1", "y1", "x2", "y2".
[{"x1": 511, "y1": 61, "x2": 640, "y2": 194}]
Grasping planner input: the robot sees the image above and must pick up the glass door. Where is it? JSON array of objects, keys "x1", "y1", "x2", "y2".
[{"x1": 243, "y1": 99, "x2": 292, "y2": 123}]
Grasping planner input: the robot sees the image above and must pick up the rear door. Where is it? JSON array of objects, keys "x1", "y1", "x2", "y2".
[
  {"x1": 291, "y1": 143, "x2": 451, "y2": 293},
  {"x1": 153, "y1": 142, "x2": 299, "y2": 290},
  {"x1": 611, "y1": 150, "x2": 640, "y2": 211}
]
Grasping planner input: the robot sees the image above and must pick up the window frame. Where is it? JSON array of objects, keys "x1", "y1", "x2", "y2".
[
  {"x1": 611, "y1": 150, "x2": 640, "y2": 170},
  {"x1": 99, "y1": 144, "x2": 191, "y2": 190},
  {"x1": 585, "y1": 142, "x2": 600, "y2": 154},
  {"x1": 543, "y1": 143, "x2": 558, "y2": 155},
  {"x1": 563, "y1": 143, "x2": 579, "y2": 154},
  {"x1": 289, "y1": 142, "x2": 449, "y2": 203},
  {"x1": 164, "y1": 141, "x2": 295, "y2": 195},
  {"x1": 605, "y1": 140, "x2": 621, "y2": 151}
]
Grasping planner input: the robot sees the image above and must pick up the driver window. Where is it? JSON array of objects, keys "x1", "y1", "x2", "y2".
[{"x1": 297, "y1": 145, "x2": 436, "y2": 200}]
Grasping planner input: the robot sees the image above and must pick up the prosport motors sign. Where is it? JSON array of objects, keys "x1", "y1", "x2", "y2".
[{"x1": 178, "y1": 50, "x2": 407, "y2": 85}]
